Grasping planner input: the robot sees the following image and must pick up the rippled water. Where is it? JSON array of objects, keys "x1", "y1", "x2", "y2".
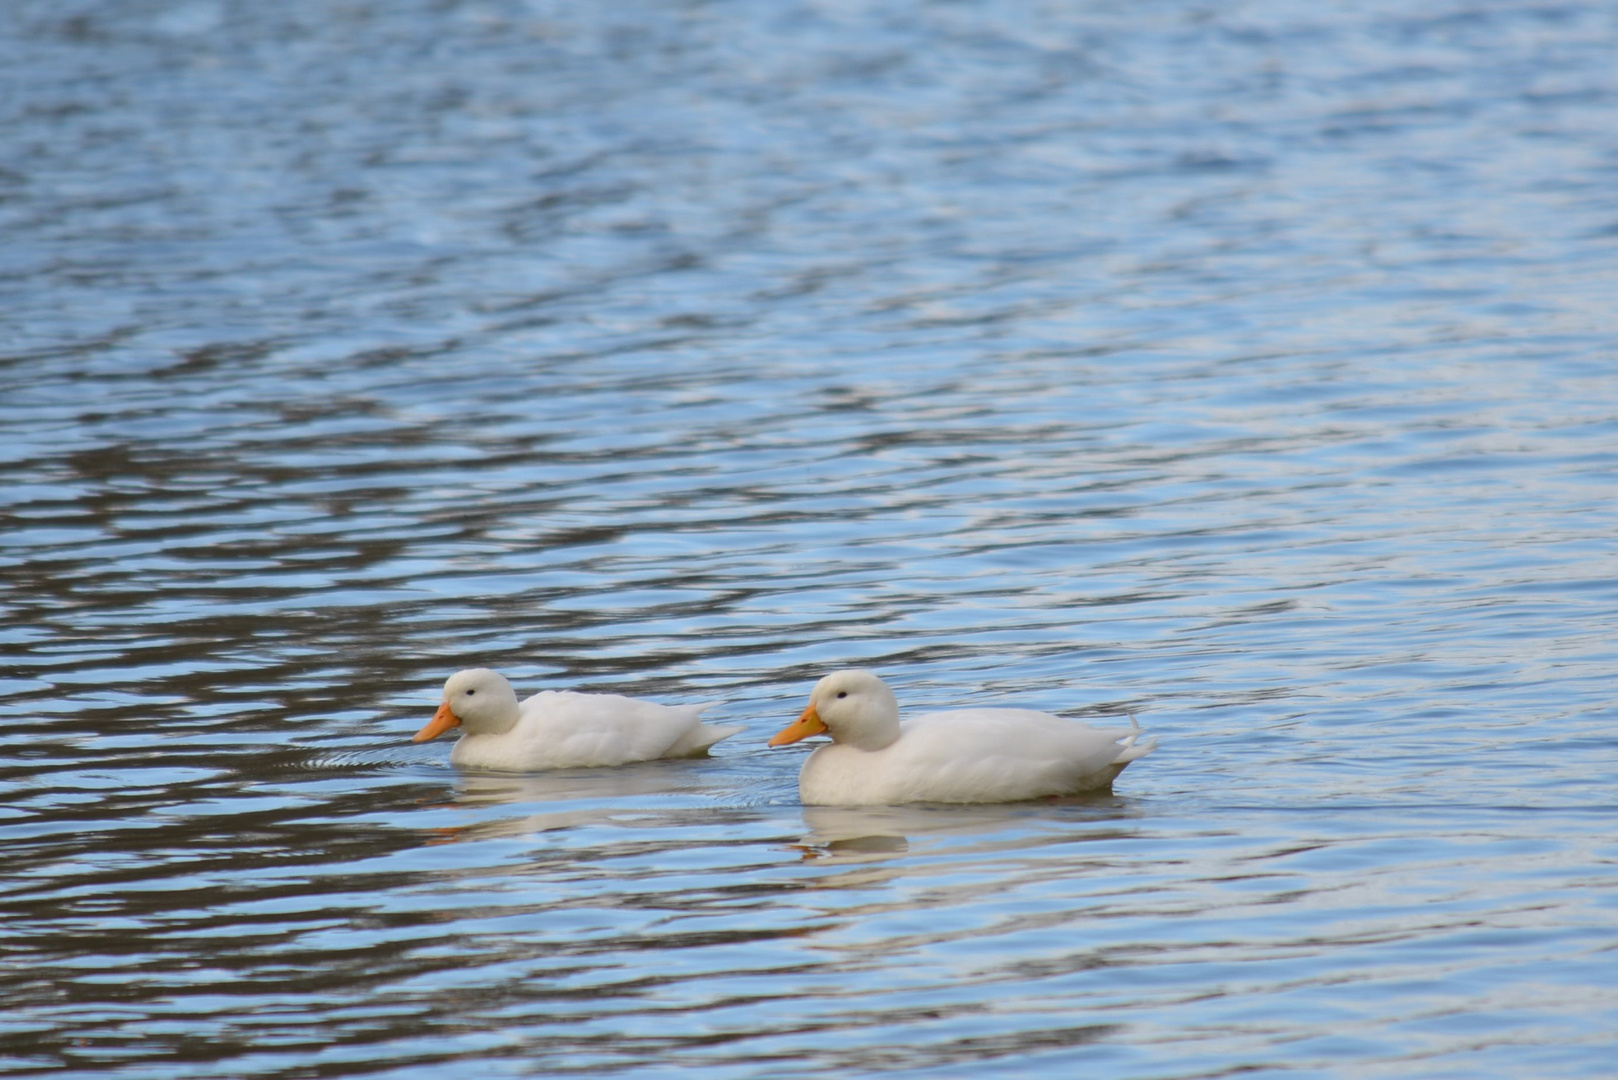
[{"x1": 6, "y1": 1, "x2": 1618, "y2": 1076}]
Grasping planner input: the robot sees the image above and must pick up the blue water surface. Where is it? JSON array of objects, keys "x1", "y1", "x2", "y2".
[{"x1": 3, "y1": 1, "x2": 1618, "y2": 1076}]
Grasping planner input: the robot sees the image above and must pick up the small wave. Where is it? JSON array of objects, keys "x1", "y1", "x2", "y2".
[{"x1": 253, "y1": 744, "x2": 450, "y2": 774}]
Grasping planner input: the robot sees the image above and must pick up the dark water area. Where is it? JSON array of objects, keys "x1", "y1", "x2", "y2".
[{"x1": 4, "y1": 1, "x2": 1618, "y2": 1076}]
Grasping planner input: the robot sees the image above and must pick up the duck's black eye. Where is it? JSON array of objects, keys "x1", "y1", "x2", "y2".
[
  {"x1": 836, "y1": 691, "x2": 847, "y2": 699},
  {"x1": 466, "y1": 689, "x2": 476, "y2": 696}
]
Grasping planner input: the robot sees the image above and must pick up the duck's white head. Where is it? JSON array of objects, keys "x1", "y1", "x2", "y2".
[
  {"x1": 413, "y1": 668, "x2": 522, "y2": 743},
  {"x1": 769, "y1": 669, "x2": 901, "y2": 752}
]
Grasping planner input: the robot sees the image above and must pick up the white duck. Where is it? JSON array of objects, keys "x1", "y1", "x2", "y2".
[
  {"x1": 768, "y1": 669, "x2": 1155, "y2": 805},
  {"x1": 414, "y1": 668, "x2": 743, "y2": 771}
]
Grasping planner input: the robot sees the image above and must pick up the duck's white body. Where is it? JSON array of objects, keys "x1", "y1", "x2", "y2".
[
  {"x1": 415, "y1": 669, "x2": 742, "y2": 771},
  {"x1": 770, "y1": 670, "x2": 1155, "y2": 806}
]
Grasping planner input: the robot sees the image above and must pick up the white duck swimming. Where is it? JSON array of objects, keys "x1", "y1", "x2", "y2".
[
  {"x1": 768, "y1": 669, "x2": 1156, "y2": 805},
  {"x1": 414, "y1": 668, "x2": 743, "y2": 771}
]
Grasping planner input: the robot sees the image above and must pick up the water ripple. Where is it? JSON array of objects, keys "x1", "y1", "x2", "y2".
[{"x1": 5, "y1": 0, "x2": 1618, "y2": 1076}]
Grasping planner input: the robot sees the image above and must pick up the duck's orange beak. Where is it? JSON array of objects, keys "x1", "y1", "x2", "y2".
[
  {"x1": 769, "y1": 702, "x2": 828, "y2": 747},
  {"x1": 413, "y1": 701, "x2": 462, "y2": 743}
]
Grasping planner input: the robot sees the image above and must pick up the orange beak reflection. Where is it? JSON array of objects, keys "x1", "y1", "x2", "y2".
[
  {"x1": 413, "y1": 701, "x2": 462, "y2": 743},
  {"x1": 768, "y1": 702, "x2": 829, "y2": 747}
]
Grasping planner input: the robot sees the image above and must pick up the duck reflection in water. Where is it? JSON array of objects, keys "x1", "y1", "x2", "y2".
[
  {"x1": 418, "y1": 760, "x2": 741, "y2": 845},
  {"x1": 793, "y1": 797, "x2": 1137, "y2": 865}
]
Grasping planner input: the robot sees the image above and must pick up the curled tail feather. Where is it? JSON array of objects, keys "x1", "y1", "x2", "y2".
[
  {"x1": 668, "y1": 720, "x2": 746, "y2": 757},
  {"x1": 1115, "y1": 714, "x2": 1158, "y2": 764}
]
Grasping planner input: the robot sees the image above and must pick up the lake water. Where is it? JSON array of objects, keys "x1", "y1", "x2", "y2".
[{"x1": 5, "y1": 1, "x2": 1618, "y2": 1076}]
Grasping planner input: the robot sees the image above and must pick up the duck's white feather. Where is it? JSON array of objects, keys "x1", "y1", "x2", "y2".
[
  {"x1": 451, "y1": 691, "x2": 740, "y2": 770},
  {"x1": 777, "y1": 671, "x2": 1155, "y2": 806},
  {"x1": 798, "y1": 708, "x2": 1150, "y2": 805},
  {"x1": 420, "y1": 669, "x2": 742, "y2": 772}
]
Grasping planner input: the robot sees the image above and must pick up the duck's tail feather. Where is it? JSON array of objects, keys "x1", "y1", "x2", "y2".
[
  {"x1": 668, "y1": 720, "x2": 747, "y2": 757},
  {"x1": 1114, "y1": 714, "x2": 1158, "y2": 763}
]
